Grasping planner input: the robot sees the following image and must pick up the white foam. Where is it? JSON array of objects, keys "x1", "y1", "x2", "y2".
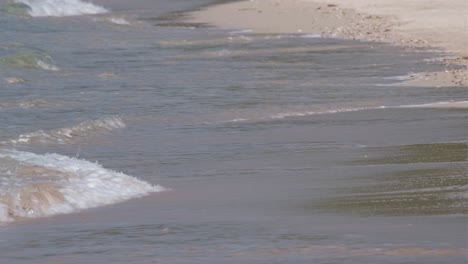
[
  {"x1": 7, "y1": 116, "x2": 126, "y2": 145},
  {"x1": 221, "y1": 100, "x2": 467, "y2": 124},
  {"x1": 269, "y1": 106, "x2": 387, "y2": 119},
  {"x1": 422, "y1": 57, "x2": 446, "y2": 62},
  {"x1": 222, "y1": 105, "x2": 387, "y2": 123},
  {"x1": 301, "y1": 34, "x2": 321, "y2": 38},
  {"x1": 229, "y1": 118, "x2": 248, "y2": 123},
  {"x1": 36, "y1": 59, "x2": 59, "y2": 71},
  {"x1": 4, "y1": 77, "x2": 25, "y2": 84},
  {"x1": 107, "y1": 17, "x2": 130, "y2": 25},
  {"x1": 15, "y1": 0, "x2": 108, "y2": 17},
  {"x1": 382, "y1": 74, "x2": 414, "y2": 81},
  {"x1": 398, "y1": 101, "x2": 468, "y2": 109},
  {"x1": 0, "y1": 149, "x2": 164, "y2": 222},
  {"x1": 228, "y1": 29, "x2": 253, "y2": 35}
]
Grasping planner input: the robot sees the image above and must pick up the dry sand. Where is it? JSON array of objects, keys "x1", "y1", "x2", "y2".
[{"x1": 188, "y1": 0, "x2": 468, "y2": 87}]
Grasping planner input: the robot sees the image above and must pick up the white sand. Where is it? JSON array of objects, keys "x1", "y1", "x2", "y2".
[
  {"x1": 305, "y1": 0, "x2": 468, "y2": 56},
  {"x1": 189, "y1": 0, "x2": 468, "y2": 86}
]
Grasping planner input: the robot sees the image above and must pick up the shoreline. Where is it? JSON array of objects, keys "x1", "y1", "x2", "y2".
[{"x1": 188, "y1": 0, "x2": 468, "y2": 87}]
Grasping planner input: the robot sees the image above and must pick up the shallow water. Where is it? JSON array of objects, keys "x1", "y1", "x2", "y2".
[{"x1": 0, "y1": 0, "x2": 467, "y2": 263}]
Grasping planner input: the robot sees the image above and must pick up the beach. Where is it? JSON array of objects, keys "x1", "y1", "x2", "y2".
[
  {"x1": 189, "y1": 0, "x2": 468, "y2": 87},
  {"x1": 1, "y1": 0, "x2": 467, "y2": 263}
]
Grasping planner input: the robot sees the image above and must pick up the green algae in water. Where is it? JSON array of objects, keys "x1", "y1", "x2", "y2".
[
  {"x1": 352, "y1": 143, "x2": 468, "y2": 165},
  {"x1": 309, "y1": 143, "x2": 468, "y2": 216},
  {"x1": 1, "y1": 3, "x2": 31, "y2": 17},
  {"x1": 0, "y1": 52, "x2": 58, "y2": 71},
  {"x1": 322, "y1": 167, "x2": 467, "y2": 216}
]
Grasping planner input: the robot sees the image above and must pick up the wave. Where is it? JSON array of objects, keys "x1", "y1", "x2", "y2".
[
  {"x1": 218, "y1": 105, "x2": 387, "y2": 124},
  {"x1": 0, "y1": 99, "x2": 50, "y2": 109},
  {"x1": 6, "y1": 116, "x2": 126, "y2": 145},
  {"x1": 397, "y1": 101, "x2": 468, "y2": 109},
  {"x1": 4, "y1": 77, "x2": 26, "y2": 84},
  {"x1": 158, "y1": 36, "x2": 253, "y2": 49},
  {"x1": 0, "y1": 51, "x2": 59, "y2": 71},
  {"x1": 107, "y1": 17, "x2": 130, "y2": 25},
  {"x1": 14, "y1": 0, "x2": 108, "y2": 17},
  {"x1": 168, "y1": 44, "x2": 353, "y2": 60},
  {"x1": 269, "y1": 99, "x2": 468, "y2": 120},
  {"x1": 228, "y1": 29, "x2": 253, "y2": 35},
  {"x1": 218, "y1": 100, "x2": 468, "y2": 124},
  {"x1": 0, "y1": 149, "x2": 164, "y2": 222},
  {"x1": 300, "y1": 34, "x2": 321, "y2": 38},
  {"x1": 1, "y1": 2, "x2": 31, "y2": 16},
  {"x1": 267, "y1": 106, "x2": 387, "y2": 120}
]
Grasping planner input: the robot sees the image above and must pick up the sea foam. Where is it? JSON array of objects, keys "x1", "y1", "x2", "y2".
[
  {"x1": 0, "y1": 149, "x2": 164, "y2": 222},
  {"x1": 6, "y1": 116, "x2": 126, "y2": 146},
  {"x1": 15, "y1": 0, "x2": 108, "y2": 17},
  {"x1": 107, "y1": 17, "x2": 130, "y2": 25}
]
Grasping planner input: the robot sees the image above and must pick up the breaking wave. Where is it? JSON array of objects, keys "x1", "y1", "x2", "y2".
[
  {"x1": 6, "y1": 116, "x2": 126, "y2": 145},
  {"x1": 1, "y1": 2, "x2": 31, "y2": 16},
  {"x1": 0, "y1": 51, "x2": 59, "y2": 71},
  {"x1": 107, "y1": 17, "x2": 130, "y2": 25},
  {"x1": 14, "y1": 0, "x2": 108, "y2": 17},
  {"x1": 0, "y1": 149, "x2": 164, "y2": 222}
]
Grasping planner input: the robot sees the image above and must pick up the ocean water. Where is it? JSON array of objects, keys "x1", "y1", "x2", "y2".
[{"x1": 0, "y1": 0, "x2": 467, "y2": 263}]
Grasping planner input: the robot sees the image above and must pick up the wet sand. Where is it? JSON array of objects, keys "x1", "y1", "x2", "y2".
[{"x1": 188, "y1": 0, "x2": 468, "y2": 87}]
